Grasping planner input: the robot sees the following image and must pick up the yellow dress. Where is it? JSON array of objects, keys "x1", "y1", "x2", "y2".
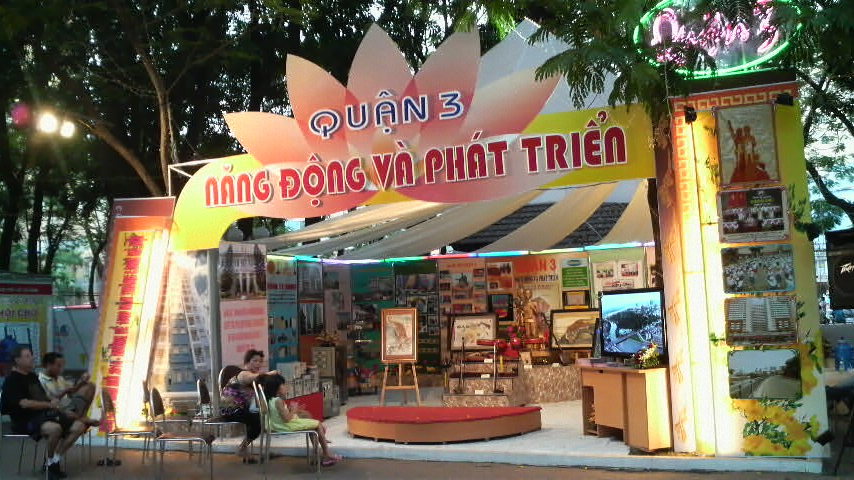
[{"x1": 267, "y1": 397, "x2": 320, "y2": 432}]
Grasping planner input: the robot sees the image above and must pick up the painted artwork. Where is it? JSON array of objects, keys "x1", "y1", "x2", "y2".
[
  {"x1": 550, "y1": 310, "x2": 598, "y2": 349},
  {"x1": 725, "y1": 296, "x2": 797, "y2": 346},
  {"x1": 721, "y1": 244, "x2": 795, "y2": 294},
  {"x1": 717, "y1": 104, "x2": 779, "y2": 186},
  {"x1": 381, "y1": 308, "x2": 417, "y2": 363},
  {"x1": 728, "y1": 349, "x2": 801, "y2": 400},
  {"x1": 450, "y1": 314, "x2": 496, "y2": 350},
  {"x1": 718, "y1": 187, "x2": 789, "y2": 243}
]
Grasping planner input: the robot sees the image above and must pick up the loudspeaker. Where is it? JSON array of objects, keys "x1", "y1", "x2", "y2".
[{"x1": 827, "y1": 228, "x2": 854, "y2": 310}]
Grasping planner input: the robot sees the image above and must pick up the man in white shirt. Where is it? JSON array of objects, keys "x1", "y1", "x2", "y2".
[{"x1": 38, "y1": 352, "x2": 99, "y2": 426}]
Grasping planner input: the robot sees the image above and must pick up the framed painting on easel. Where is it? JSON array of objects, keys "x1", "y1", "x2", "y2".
[{"x1": 380, "y1": 308, "x2": 418, "y2": 363}]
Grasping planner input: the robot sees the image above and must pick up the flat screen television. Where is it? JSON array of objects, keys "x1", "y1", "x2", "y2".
[{"x1": 599, "y1": 288, "x2": 666, "y2": 357}]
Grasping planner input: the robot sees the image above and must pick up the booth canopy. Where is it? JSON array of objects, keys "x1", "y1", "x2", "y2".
[{"x1": 263, "y1": 180, "x2": 652, "y2": 258}]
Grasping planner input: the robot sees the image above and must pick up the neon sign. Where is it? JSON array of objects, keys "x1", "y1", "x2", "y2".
[{"x1": 634, "y1": 0, "x2": 797, "y2": 77}]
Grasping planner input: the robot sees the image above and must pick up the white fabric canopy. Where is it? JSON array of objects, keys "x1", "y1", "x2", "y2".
[
  {"x1": 339, "y1": 191, "x2": 543, "y2": 260},
  {"x1": 477, "y1": 183, "x2": 618, "y2": 252},
  {"x1": 597, "y1": 180, "x2": 653, "y2": 245},
  {"x1": 272, "y1": 203, "x2": 448, "y2": 256},
  {"x1": 257, "y1": 200, "x2": 445, "y2": 249}
]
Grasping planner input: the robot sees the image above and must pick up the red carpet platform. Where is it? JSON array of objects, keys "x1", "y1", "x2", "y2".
[{"x1": 347, "y1": 406, "x2": 542, "y2": 443}]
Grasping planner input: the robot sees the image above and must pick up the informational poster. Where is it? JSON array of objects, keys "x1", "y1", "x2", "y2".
[
  {"x1": 718, "y1": 187, "x2": 788, "y2": 243},
  {"x1": 149, "y1": 250, "x2": 212, "y2": 393},
  {"x1": 716, "y1": 104, "x2": 779, "y2": 186},
  {"x1": 219, "y1": 242, "x2": 268, "y2": 368},
  {"x1": 0, "y1": 280, "x2": 51, "y2": 385},
  {"x1": 438, "y1": 258, "x2": 487, "y2": 363},
  {"x1": 560, "y1": 256, "x2": 590, "y2": 289},
  {"x1": 512, "y1": 255, "x2": 562, "y2": 335},
  {"x1": 268, "y1": 256, "x2": 299, "y2": 366},
  {"x1": 588, "y1": 248, "x2": 647, "y2": 306},
  {"x1": 395, "y1": 261, "x2": 439, "y2": 369},
  {"x1": 351, "y1": 264, "x2": 395, "y2": 369},
  {"x1": 323, "y1": 264, "x2": 352, "y2": 333},
  {"x1": 486, "y1": 261, "x2": 514, "y2": 293}
]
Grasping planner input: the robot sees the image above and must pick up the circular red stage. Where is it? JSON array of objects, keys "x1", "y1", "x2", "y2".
[{"x1": 347, "y1": 406, "x2": 542, "y2": 443}]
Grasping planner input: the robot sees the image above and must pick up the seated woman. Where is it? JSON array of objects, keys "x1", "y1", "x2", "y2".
[
  {"x1": 262, "y1": 374, "x2": 340, "y2": 466},
  {"x1": 221, "y1": 349, "x2": 277, "y2": 463}
]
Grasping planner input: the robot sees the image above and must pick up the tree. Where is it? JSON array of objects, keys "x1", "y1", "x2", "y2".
[{"x1": 476, "y1": 0, "x2": 853, "y2": 231}]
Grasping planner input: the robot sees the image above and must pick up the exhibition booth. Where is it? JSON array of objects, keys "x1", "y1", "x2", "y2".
[{"x1": 82, "y1": 6, "x2": 831, "y2": 474}]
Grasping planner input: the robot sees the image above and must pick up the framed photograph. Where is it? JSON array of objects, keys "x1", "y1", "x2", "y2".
[
  {"x1": 450, "y1": 313, "x2": 496, "y2": 350},
  {"x1": 716, "y1": 104, "x2": 780, "y2": 187},
  {"x1": 721, "y1": 244, "x2": 794, "y2": 294},
  {"x1": 550, "y1": 309, "x2": 598, "y2": 349},
  {"x1": 488, "y1": 294, "x2": 514, "y2": 325},
  {"x1": 718, "y1": 187, "x2": 789, "y2": 243},
  {"x1": 381, "y1": 308, "x2": 418, "y2": 363},
  {"x1": 728, "y1": 349, "x2": 801, "y2": 400},
  {"x1": 562, "y1": 290, "x2": 590, "y2": 309},
  {"x1": 520, "y1": 351, "x2": 532, "y2": 365},
  {"x1": 725, "y1": 296, "x2": 797, "y2": 346}
]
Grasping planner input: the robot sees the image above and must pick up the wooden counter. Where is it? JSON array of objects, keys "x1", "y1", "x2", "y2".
[{"x1": 578, "y1": 361, "x2": 672, "y2": 451}]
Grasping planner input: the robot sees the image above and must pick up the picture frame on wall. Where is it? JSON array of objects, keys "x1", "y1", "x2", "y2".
[
  {"x1": 717, "y1": 187, "x2": 789, "y2": 243},
  {"x1": 488, "y1": 294, "x2": 514, "y2": 326},
  {"x1": 380, "y1": 308, "x2": 418, "y2": 363},
  {"x1": 728, "y1": 349, "x2": 801, "y2": 400},
  {"x1": 721, "y1": 244, "x2": 795, "y2": 294},
  {"x1": 450, "y1": 313, "x2": 496, "y2": 350},
  {"x1": 550, "y1": 309, "x2": 598, "y2": 349},
  {"x1": 716, "y1": 103, "x2": 780, "y2": 187},
  {"x1": 562, "y1": 290, "x2": 591, "y2": 309},
  {"x1": 724, "y1": 296, "x2": 797, "y2": 346}
]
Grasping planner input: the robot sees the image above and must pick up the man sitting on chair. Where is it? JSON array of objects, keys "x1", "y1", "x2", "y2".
[
  {"x1": 39, "y1": 352, "x2": 99, "y2": 427},
  {"x1": 0, "y1": 346, "x2": 89, "y2": 479}
]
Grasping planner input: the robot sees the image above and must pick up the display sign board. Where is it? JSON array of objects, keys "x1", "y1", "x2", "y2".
[
  {"x1": 634, "y1": 0, "x2": 795, "y2": 77},
  {"x1": 170, "y1": 25, "x2": 655, "y2": 251}
]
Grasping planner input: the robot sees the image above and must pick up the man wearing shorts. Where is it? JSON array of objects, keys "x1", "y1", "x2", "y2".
[
  {"x1": 0, "y1": 346, "x2": 88, "y2": 479},
  {"x1": 39, "y1": 352, "x2": 99, "y2": 426}
]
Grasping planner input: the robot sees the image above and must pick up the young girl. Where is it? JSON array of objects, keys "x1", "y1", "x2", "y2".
[{"x1": 262, "y1": 374, "x2": 340, "y2": 466}]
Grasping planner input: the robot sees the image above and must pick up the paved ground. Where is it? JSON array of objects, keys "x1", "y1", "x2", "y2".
[{"x1": 1, "y1": 439, "x2": 852, "y2": 480}]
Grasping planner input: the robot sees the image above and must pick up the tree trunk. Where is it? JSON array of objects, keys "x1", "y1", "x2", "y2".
[
  {"x1": 27, "y1": 178, "x2": 45, "y2": 274},
  {"x1": 88, "y1": 239, "x2": 106, "y2": 308},
  {"x1": 0, "y1": 97, "x2": 22, "y2": 270}
]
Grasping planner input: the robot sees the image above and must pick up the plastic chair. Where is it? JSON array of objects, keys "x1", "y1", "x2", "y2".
[
  {"x1": 101, "y1": 389, "x2": 155, "y2": 471},
  {"x1": 252, "y1": 382, "x2": 320, "y2": 476}
]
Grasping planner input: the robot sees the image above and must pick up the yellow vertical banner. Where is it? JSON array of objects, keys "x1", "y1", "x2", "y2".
[{"x1": 92, "y1": 198, "x2": 174, "y2": 431}]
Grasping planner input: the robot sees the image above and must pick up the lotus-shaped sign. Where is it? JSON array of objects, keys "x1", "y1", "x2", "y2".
[{"x1": 171, "y1": 24, "x2": 648, "y2": 251}]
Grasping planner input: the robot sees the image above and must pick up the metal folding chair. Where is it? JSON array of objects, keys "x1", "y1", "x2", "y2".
[
  {"x1": 151, "y1": 387, "x2": 215, "y2": 480},
  {"x1": 253, "y1": 382, "x2": 320, "y2": 477},
  {"x1": 101, "y1": 389, "x2": 155, "y2": 471},
  {"x1": 0, "y1": 389, "x2": 48, "y2": 477}
]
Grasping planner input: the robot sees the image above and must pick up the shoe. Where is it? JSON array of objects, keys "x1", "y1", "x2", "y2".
[{"x1": 46, "y1": 462, "x2": 68, "y2": 479}]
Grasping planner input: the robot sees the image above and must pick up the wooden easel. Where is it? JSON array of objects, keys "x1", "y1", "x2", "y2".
[{"x1": 379, "y1": 363, "x2": 421, "y2": 406}]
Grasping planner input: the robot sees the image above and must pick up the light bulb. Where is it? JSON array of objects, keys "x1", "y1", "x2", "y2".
[
  {"x1": 37, "y1": 112, "x2": 59, "y2": 134},
  {"x1": 59, "y1": 120, "x2": 75, "y2": 138}
]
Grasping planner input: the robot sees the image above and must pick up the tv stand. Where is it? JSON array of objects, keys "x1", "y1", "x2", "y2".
[{"x1": 578, "y1": 360, "x2": 672, "y2": 451}]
